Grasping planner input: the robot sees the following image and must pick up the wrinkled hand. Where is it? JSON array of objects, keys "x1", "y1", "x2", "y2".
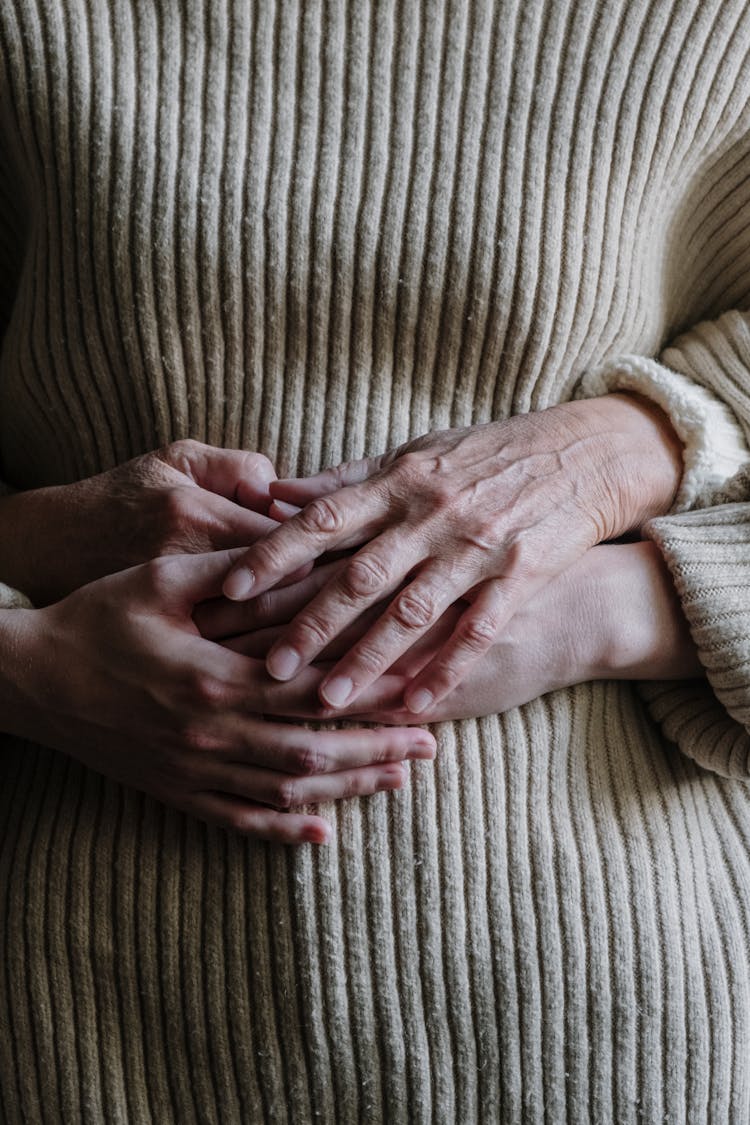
[
  {"x1": 4, "y1": 551, "x2": 435, "y2": 844},
  {"x1": 0, "y1": 439, "x2": 285, "y2": 604},
  {"x1": 202, "y1": 541, "x2": 701, "y2": 725},
  {"x1": 222, "y1": 394, "x2": 683, "y2": 713}
]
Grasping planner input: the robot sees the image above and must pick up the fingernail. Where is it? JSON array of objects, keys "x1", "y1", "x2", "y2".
[
  {"x1": 224, "y1": 568, "x2": 255, "y2": 601},
  {"x1": 268, "y1": 645, "x2": 301, "y2": 680},
  {"x1": 305, "y1": 822, "x2": 331, "y2": 845},
  {"x1": 273, "y1": 499, "x2": 300, "y2": 517},
  {"x1": 382, "y1": 763, "x2": 408, "y2": 788},
  {"x1": 321, "y1": 675, "x2": 353, "y2": 707},
  {"x1": 408, "y1": 738, "x2": 436, "y2": 759},
  {"x1": 407, "y1": 689, "x2": 433, "y2": 715}
]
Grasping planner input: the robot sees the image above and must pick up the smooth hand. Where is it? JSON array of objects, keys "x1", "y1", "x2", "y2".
[
  {"x1": 221, "y1": 394, "x2": 683, "y2": 713},
  {"x1": 0, "y1": 439, "x2": 285, "y2": 604},
  {"x1": 1, "y1": 551, "x2": 435, "y2": 844}
]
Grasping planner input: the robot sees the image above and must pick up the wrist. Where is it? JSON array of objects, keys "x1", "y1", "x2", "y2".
[
  {"x1": 584, "y1": 393, "x2": 684, "y2": 530},
  {"x1": 586, "y1": 541, "x2": 702, "y2": 680}
]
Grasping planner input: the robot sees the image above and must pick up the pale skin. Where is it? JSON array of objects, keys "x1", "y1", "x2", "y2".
[
  {"x1": 198, "y1": 539, "x2": 703, "y2": 724},
  {"x1": 222, "y1": 393, "x2": 686, "y2": 712},
  {"x1": 0, "y1": 394, "x2": 701, "y2": 842}
]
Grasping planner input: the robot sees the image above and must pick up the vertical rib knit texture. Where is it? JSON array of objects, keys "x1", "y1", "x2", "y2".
[{"x1": 1, "y1": 2, "x2": 750, "y2": 1121}]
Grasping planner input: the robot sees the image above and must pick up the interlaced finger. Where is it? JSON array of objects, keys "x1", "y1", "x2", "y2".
[
  {"x1": 403, "y1": 576, "x2": 528, "y2": 712},
  {"x1": 194, "y1": 559, "x2": 346, "y2": 640},
  {"x1": 222, "y1": 479, "x2": 393, "y2": 601},
  {"x1": 263, "y1": 533, "x2": 426, "y2": 683},
  {"x1": 208, "y1": 759, "x2": 410, "y2": 811},
  {"x1": 191, "y1": 793, "x2": 332, "y2": 844},
  {"x1": 315, "y1": 560, "x2": 471, "y2": 708},
  {"x1": 230, "y1": 717, "x2": 435, "y2": 774}
]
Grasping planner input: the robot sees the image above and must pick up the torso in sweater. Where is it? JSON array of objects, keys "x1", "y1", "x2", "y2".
[{"x1": 0, "y1": 2, "x2": 749, "y2": 1121}]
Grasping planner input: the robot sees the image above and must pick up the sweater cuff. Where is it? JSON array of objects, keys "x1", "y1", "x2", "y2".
[
  {"x1": 577, "y1": 355, "x2": 750, "y2": 511},
  {"x1": 643, "y1": 502, "x2": 750, "y2": 778},
  {"x1": 0, "y1": 582, "x2": 31, "y2": 609}
]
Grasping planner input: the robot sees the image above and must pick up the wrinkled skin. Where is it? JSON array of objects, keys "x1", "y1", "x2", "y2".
[
  {"x1": 222, "y1": 394, "x2": 683, "y2": 713},
  {"x1": 0, "y1": 439, "x2": 284, "y2": 604}
]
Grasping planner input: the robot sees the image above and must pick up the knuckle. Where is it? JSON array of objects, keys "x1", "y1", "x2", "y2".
[
  {"x1": 301, "y1": 496, "x2": 344, "y2": 535},
  {"x1": 180, "y1": 724, "x2": 220, "y2": 755},
  {"x1": 251, "y1": 590, "x2": 276, "y2": 625},
  {"x1": 167, "y1": 437, "x2": 202, "y2": 460},
  {"x1": 341, "y1": 554, "x2": 390, "y2": 599},
  {"x1": 292, "y1": 613, "x2": 332, "y2": 650},
  {"x1": 225, "y1": 807, "x2": 254, "y2": 834},
  {"x1": 289, "y1": 744, "x2": 325, "y2": 775},
  {"x1": 252, "y1": 536, "x2": 288, "y2": 574},
  {"x1": 350, "y1": 643, "x2": 389, "y2": 677},
  {"x1": 458, "y1": 614, "x2": 499, "y2": 649},
  {"x1": 273, "y1": 777, "x2": 298, "y2": 809},
  {"x1": 161, "y1": 486, "x2": 195, "y2": 531},
  {"x1": 142, "y1": 554, "x2": 176, "y2": 594},
  {"x1": 391, "y1": 588, "x2": 436, "y2": 631},
  {"x1": 185, "y1": 670, "x2": 227, "y2": 709}
]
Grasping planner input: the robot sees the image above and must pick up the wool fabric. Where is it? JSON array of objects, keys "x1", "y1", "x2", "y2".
[{"x1": 2, "y1": 2, "x2": 750, "y2": 1121}]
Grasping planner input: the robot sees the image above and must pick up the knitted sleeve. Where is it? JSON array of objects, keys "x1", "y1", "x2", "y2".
[{"x1": 581, "y1": 311, "x2": 750, "y2": 777}]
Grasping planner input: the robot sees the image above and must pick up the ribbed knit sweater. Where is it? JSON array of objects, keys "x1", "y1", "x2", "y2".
[{"x1": 2, "y1": 1, "x2": 750, "y2": 1121}]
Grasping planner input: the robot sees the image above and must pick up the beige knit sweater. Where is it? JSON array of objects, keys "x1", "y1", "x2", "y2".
[{"x1": 2, "y1": 1, "x2": 750, "y2": 1121}]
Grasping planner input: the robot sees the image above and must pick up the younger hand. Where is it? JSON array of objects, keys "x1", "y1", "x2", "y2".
[
  {"x1": 222, "y1": 395, "x2": 683, "y2": 713},
  {"x1": 3, "y1": 551, "x2": 435, "y2": 844},
  {"x1": 203, "y1": 541, "x2": 702, "y2": 724}
]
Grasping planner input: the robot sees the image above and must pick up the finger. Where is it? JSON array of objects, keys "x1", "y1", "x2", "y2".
[
  {"x1": 194, "y1": 559, "x2": 346, "y2": 640},
  {"x1": 191, "y1": 792, "x2": 332, "y2": 844},
  {"x1": 169, "y1": 442, "x2": 278, "y2": 511},
  {"x1": 263, "y1": 533, "x2": 425, "y2": 682},
  {"x1": 268, "y1": 498, "x2": 301, "y2": 521},
  {"x1": 228, "y1": 715, "x2": 436, "y2": 773},
  {"x1": 221, "y1": 598, "x2": 386, "y2": 661},
  {"x1": 222, "y1": 481, "x2": 393, "y2": 601},
  {"x1": 403, "y1": 577, "x2": 522, "y2": 712},
  {"x1": 315, "y1": 561, "x2": 468, "y2": 708},
  {"x1": 198, "y1": 495, "x2": 281, "y2": 547},
  {"x1": 144, "y1": 548, "x2": 247, "y2": 611},
  {"x1": 210, "y1": 759, "x2": 410, "y2": 811},
  {"x1": 269, "y1": 455, "x2": 387, "y2": 506}
]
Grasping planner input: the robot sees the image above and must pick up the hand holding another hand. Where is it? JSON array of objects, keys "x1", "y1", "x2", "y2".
[
  {"x1": 1, "y1": 551, "x2": 435, "y2": 844},
  {"x1": 202, "y1": 541, "x2": 701, "y2": 726},
  {"x1": 221, "y1": 394, "x2": 684, "y2": 714},
  {"x1": 0, "y1": 438, "x2": 288, "y2": 604}
]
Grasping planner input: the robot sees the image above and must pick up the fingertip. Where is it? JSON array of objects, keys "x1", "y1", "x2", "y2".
[
  {"x1": 405, "y1": 687, "x2": 434, "y2": 715},
  {"x1": 267, "y1": 644, "x2": 301, "y2": 681},
  {"x1": 223, "y1": 567, "x2": 256, "y2": 601},
  {"x1": 270, "y1": 498, "x2": 301, "y2": 521},
  {"x1": 408, "y1": 732, "x2": 437, "y2": 759},
  {"x1": 303, "y1": 819, "x2": 332, "y2": 845},
  {"x1": 319, "y1": 675, "x2": 354, "y2": 708}
]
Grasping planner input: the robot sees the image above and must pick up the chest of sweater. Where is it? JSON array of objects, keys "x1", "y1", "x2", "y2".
[{"x1": 0, "y1": 0, "x2": 749, "y2": 487}]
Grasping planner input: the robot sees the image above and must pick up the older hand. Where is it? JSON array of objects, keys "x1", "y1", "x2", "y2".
[
  {"x1": 221, "y1": 394, "x2": 683, "y2": 713},
  {"x1": 204, "y1": 542, "x2": 701, "y2": 725},
  {"x1": 0, "y1": 439, "x2": 288, "y2": 604},
  {"x1": 2, "y1": 550, "x2": 435, "y2": 844}
]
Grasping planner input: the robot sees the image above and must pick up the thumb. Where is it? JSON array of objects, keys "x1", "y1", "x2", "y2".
[
  {"x1": 269, "y1": 453, "x2": 387, "y2": 506},
  {"x1": 150, "y1": 548, "x2": 248, "y2": 611},
  {"x1": 172, "y1": 443, "x2": 278, "y2": 513}
]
